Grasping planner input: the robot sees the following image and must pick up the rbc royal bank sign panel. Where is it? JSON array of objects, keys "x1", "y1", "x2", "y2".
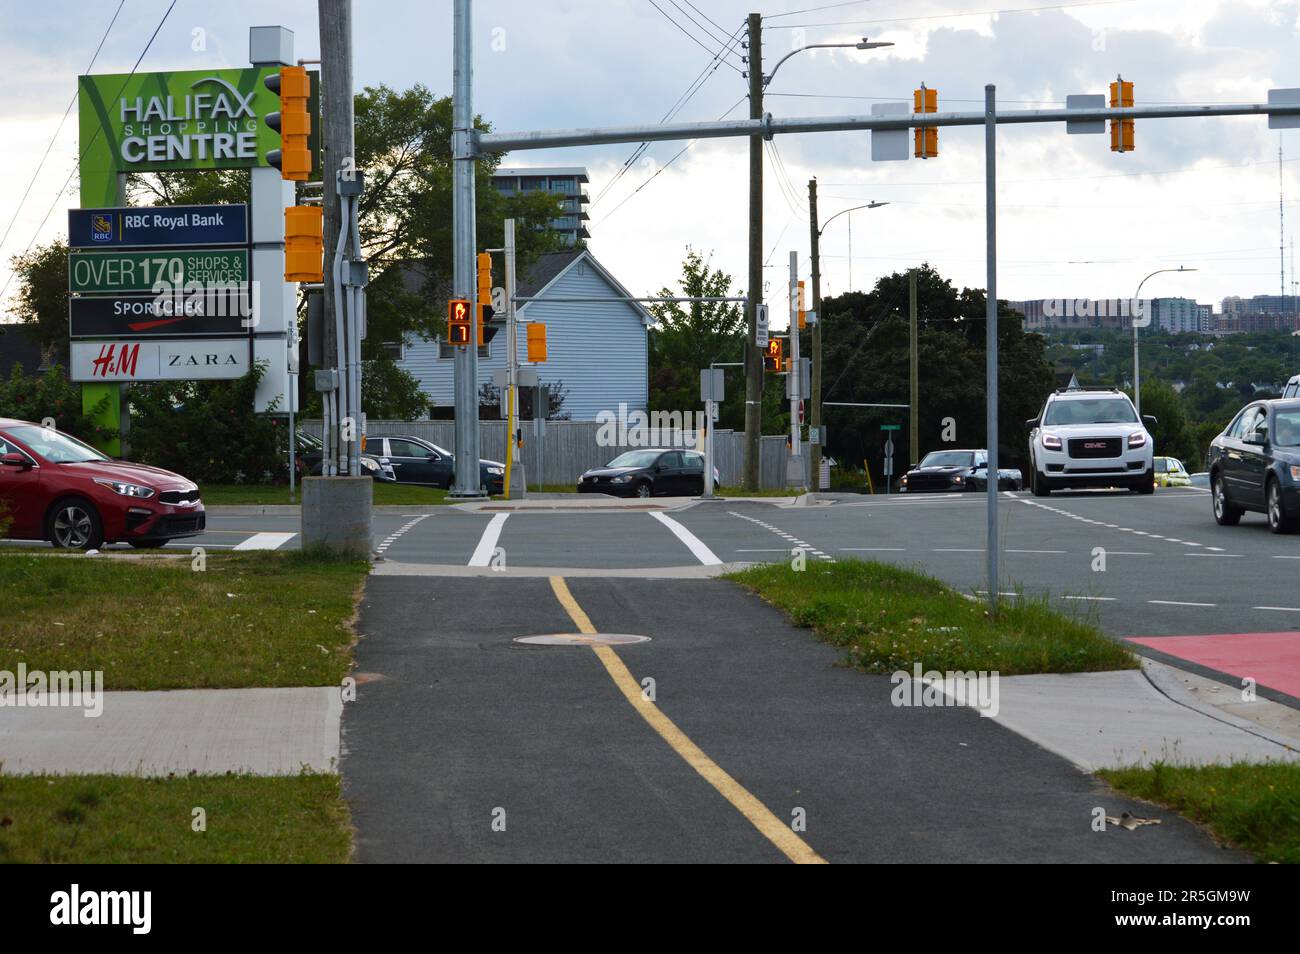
[
  {"x1": 68, "y1": 205, "x2": 248, "y2": 249},
  {"x1": 70, "y1": 339, "x2": 251, "y2": 383}
]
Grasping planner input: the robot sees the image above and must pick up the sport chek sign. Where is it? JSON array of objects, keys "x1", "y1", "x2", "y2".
[{"x1": 78, "y1": 67, "x2": 280, "y2": 175}]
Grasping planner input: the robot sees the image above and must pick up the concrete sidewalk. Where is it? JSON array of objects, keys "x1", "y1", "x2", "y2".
[
  {"x1": 934, "y1": 660, "x2": 1300, "y2": 771},
  {"x1": 0, "y1": 686, "x2": 341, "y2": 776}
]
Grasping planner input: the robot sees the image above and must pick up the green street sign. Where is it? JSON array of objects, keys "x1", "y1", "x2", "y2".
[
  {"x1": 881, "y1": 424, "x2": 901, "y2": 431},
  {"x1": 78, "y1": 67, "x2": 281, "y2": 177},
  {"x1": 69, "y1": 248, "x2": 249, "y2": 294}
]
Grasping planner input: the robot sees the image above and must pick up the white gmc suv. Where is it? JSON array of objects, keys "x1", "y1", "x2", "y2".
[{"x1": 1026, "y1": 388, "x2": 1156, "y2": 496}]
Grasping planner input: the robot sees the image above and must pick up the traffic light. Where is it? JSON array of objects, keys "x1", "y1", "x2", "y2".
[
  {"x1": 914, "y1": 84, "x2": 938, "y2": 159},
  {"x1": 526, "y1": 322, "x2": 547, "y2": 362},
  {"x1": 284, "y1": 206, "x2": 323, "y2": 282},
  {"x1": 1109, "y1": 76, "x2": 1134, "y2": 153},
  {"x1": 476, "y1": 252, "x2": 498, "y2": 346},
  {"x1": 264, "y1": 66, "x2": 312, "y2": 181},
  {"x1": 797, "y1": 280, "x2": 807, "y2": 329},
  {"x1": 764, "y1": 337, "x2": 784, "y2": 371},
  {"x1": 448, "y1": 299, "x2": 472, "y2": 346}
]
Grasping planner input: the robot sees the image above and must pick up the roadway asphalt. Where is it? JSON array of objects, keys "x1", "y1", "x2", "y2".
[{"x1": 342, "y1": 573, "x2": 1243, "y2": 863}]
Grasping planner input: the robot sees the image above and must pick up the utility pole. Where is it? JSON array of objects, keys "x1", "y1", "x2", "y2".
[
  {"x1": 318, "y1": 0, "x2": 353, "y2": 474},
  {"x1": 451, "y1": 0, "x2": 484, "y2": 496},
  {"x1": 984, "y1": 85, "x2": 1000, "y2": 616},
  {"x1": 743, "y1": 11, "x2": 763, "y2": 491},
  {"x1": 909, "y1": 269, "x2": 919, "y2": 466},
  {"x1": 787, "y1": 250, "x2": 803, "y2": 488},
  {"x1": 808, "y1": 178, "x2": 823, "y2": 489}
]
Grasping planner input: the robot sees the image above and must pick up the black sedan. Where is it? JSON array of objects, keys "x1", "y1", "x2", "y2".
[
  {"x1": 371, "y1": 435, "x2": 505, "y2": 495},
  {"x1": 898, "y1": 449, "x2": 1021, "y2": 493},
  {"x1": 296, "y1": 431, "x2": 396, "y2": 482},
  {"x1": 1208, "y1": 398, "x2": 1300, "y2": 533},
  {"x1": 578, "y1": 448, "x2": 717, "y2": 498}
]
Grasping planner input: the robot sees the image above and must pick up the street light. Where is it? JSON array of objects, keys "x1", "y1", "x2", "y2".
[
  {"x1": 764, "y1": 37, "x2": 893, "y2": 88},
  {"x1": 1131, "y1": 266, "x2": 1197, "y2": 415},
  {"x1": 808, "y1": 195, "x2": 889, "y2": 489}
]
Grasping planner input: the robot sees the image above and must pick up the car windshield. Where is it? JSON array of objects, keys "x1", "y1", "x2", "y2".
[
  {"x1": 1154, "y1": 459, "x2": 1167, "y2": 472},
  {"x1": 919, "y1": 451, "x2": 974, "y2": 468},
  {"x1": 1043, "y1": 397, "x2": 1138, "y2": 426},
  {"x1": 5, "y1": 424, "x2": 108, "y2": 463},
  {"x1": 1274, "y1": 410, "x2": 1300, "y2": 446},
  {"x1": 606, "y1": 451, "x2": 661, "y2": 468}
]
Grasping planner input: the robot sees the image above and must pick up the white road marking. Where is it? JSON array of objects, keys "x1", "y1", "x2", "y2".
[
  {"x1": 233, "y1": 532, "x2": 296, "y2": 551},
  {"x1": 1006, "y1": 549, "x2": 1066, "y2": 554},
  {"x1": 728, "y1": 511, "x2": 834, "y2": 562},
  {"x1": 651, "y1": 511, "x2": 722, "y2": 566},
  {"x1": 1185, "y1": 552, "x2": 1242, "y2": 557},
  {"x1": 1254, "y1": 605, "x2": 1300, "y2": 613},
  {"x1": 1106, "y1": 551, "x2": 1154, "y2": 556},
  {"x1": 1148, "y1": 600, "x2": 1217, "y2": 607},
  {"x1": 1062, "y1": 595, "x2": 1117, "y2": 601},
  {"x1": 1272, "y1": 555, "x2": 1300, "y2": 560},
  {"x1": 468, "y1": 513, "x2": 509, "y2": 566},
  {"x1": 840, "y1": 547, "x2": 905, "y2": 551},
  {"x1": 376, "y1": 514, "x2": 432, "y2": 555}
]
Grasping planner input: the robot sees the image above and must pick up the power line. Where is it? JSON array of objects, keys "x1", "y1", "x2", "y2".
[
  {"x1": 763, "y1": 0, "x2": 1138, "y2": 29},
  {"x1": 766, "y1": 1, "x2": 878, "y2": 19},
  {"x1": 667, "y1": 0, "x2": 733, "y2": 48},
  {"x1": 591, "y1": 19, "x2": 746, "y2": 209},
  {"x1": 0, "y1": 0, "x2": 124, "y2": 259},
  {"x1": 593, "y1": 94, "x2": 747, "y2": 227},
  {"x1": 1, "y1": 0, "x2": 177, "y2": 307},
  {"x1": 645, "y1": 0, "x2": 743, "y2": 70}
]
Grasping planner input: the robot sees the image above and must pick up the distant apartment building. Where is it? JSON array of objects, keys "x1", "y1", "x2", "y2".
[
  {"x1": 1221, "y1": 294, "x2": 1300, "y2": 317},
  {"x1": 1008, "y1": 298, "x2": 1131, "y2": 331},
  {"x1": 490, "y1": 167, "x2": 590, "y2": 246},
  {"x1": 1149, "y1": 297, "x2": 1202, "y2": 333}
]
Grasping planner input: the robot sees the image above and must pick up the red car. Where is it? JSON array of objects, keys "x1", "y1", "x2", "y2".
[{"x1": 0, "y1": 418, "x2": 205, "y2": 550}]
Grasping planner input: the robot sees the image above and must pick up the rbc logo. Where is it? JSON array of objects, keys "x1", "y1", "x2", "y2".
[{"x1": 90, "y1": 213, "x2": 113, "y2": 242}]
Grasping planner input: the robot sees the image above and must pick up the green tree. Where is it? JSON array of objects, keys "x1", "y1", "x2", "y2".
[
  {"x1": 7, "y1": 241, "x2": 70, "y2": 359},
  {"x1": 1134, "y1": 378, "x2": 1196, "y2": 465}
]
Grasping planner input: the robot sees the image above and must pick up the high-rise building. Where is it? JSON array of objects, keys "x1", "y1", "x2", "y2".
[
  {"x1": 1150, "y1": 297, "x2": 1201, "y2": 333},
  {"x1": 490, "y1": 167, "x2": 590, "y2": 246}
]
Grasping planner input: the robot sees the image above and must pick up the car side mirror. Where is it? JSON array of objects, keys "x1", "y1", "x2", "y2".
[
  {"x1": 1024, "y1": 418, "x2": 1038, "y2": 429},
  {"x1": 1143, "y1": 414, "x2": 1158, "y2": 428},
  {"x1": 0, "y1": 452, "x2": 31, "y2": 470}
]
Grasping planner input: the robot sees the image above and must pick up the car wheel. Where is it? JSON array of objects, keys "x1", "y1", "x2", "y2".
[
  {"x1": 1137, "y1": 469, "x2": 1155, "y2": 495},
  {"x1": 1031, "y1": 467, "x2": 1051, "y2": 497},
  {"x1": 635, "y1": 481, "x2": 652, "y2": 499},
  {"x1": 1211, "y1": 475, "x2": 1242, "y2": 526},
  {"x1": 1267, "y1": 478, "x2": 1297, "y2": 534},
  {"x1": 128, "y1": 538, "x2": 171, "y2": 549},
  {"x1": 46, "y1": 497, "x2": 104, "y2": 550}
]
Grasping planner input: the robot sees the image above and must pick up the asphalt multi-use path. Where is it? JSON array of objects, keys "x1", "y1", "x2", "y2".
[{"x1": 342, "y1": 571, "x2": 1249, "y2": 864}]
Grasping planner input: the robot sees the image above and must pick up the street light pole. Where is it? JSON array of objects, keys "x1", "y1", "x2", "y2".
[
  {"x1": 1131, "y1": 266, "x2": 1196, "y2": 416},
  {"x1": 807, "y1": 192, "x2": 887, "y2": 490}
]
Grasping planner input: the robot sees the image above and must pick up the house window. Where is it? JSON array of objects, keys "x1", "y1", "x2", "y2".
[
  {"x1": 438, "y1": 338, "x2": 490, "y2": 359},
  {"x1": 380, "y1": 340, "x2": 405, "y2": 360}
]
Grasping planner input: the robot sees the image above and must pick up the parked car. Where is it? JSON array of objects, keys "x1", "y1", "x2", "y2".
[
  {"x1": 1026, "y1": 387, "x2": 1155, "y2": 496},
  {"x1": 578, "y1": 448, "x2": 719, "y2": 497},
  {"x1": 1153, "y1": 456, "x2": 1191, "y2": 487},
  {"x1": 1188, "y1": 471, "x2": 1210, "y2": 489},
  {"x1": 1207, "y1": 398, "x2": 1300, "y2": 533},
  {"x1": 296, "y1": 431, "x2": 396, "y2": 482},
  {"x1": 372, "y1": 435, "x2": 505, "y2": 494},
  {"x1": 898, "y1": 449, "x2": 1021, "y2": 492},
  {"x1": 1282, "y1": 373, "x2": 1299, "y2": 399},
  {"x1": 0, "y1": 417, "x2": 205, "y2": 550}
]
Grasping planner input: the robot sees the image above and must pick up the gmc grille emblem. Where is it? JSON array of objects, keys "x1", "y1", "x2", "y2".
[{"x1": 1084, "y1": 441, "x2": 1105, "y2": 449}]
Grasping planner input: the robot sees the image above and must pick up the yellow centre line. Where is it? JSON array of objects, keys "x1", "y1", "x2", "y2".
[{"x1": 548, "y1": 575, "x2": 827, "y2": 865}]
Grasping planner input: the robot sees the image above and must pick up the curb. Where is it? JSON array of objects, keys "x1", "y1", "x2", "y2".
[{"x1": 1140, "y1": 659, "x2": 1300, "y2": 755}]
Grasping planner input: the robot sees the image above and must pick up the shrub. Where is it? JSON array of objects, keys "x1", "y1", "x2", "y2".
[{"x1": 0, "y1": 363, "x2": 112, "y2": 445}]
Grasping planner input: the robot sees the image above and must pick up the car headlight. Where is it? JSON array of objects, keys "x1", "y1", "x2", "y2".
[
  {"x1": 953, "y1": 475, "x2": 964, "y2": 484},
  {"x1": 900, "y1": 475, "x2": 908, "y2": 484},
  {"x1": 93, "y1": 478, "x2": 155, "y2": 498},
  {"x1": 610, "y1": 474, "x2": 632, "y2": 483},
  {"x1": 1290, "y1": 465, "x2": 1300, "y2": 482},
  {"x1": 1128, "y1": 431, "x2": 1147, "y2": 448},
  {"x1": 485, "y1": 465, "x2": 504, "y2": 476},
  {"x1": 1042, "y1": 432, "x2": 1062, "y2": 450},
  {"x1": 361, "y1": 457, "x2": 379, "y2": 472}
]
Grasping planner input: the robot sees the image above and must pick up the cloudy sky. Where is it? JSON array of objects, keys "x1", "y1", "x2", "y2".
[{"x1": 1, "y1": 0, "x2": 1297, "y2": 321}]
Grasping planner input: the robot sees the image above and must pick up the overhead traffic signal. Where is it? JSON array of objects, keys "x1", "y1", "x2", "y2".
[
  {"x1": 448, "y1": 299, "x2": 472, "y2": 346},
  {"x1": 1109, "y1": 75, "x2": 1134, "y2": 153},
  {"x1": 476, "y1": 252, "x2": 498, "y2": 346},
  {"x1": 284, "y1": 205, "x2": 323, "y2": 282},
  {"x1": 763, "y1": 337, "x2": 784, "y2": 371},
  {"x1": 797, "y1": 280, "x2": 807, "y2": 329},
  {"x1": 914, "y1": 84, "x2": 938, "y2": 159},
  {"x1": 526, "y1": 322, "x2": 547, "y2": 362},
  {"x1": 264, "y1": 66, "x2": 312, "y2": 181}
]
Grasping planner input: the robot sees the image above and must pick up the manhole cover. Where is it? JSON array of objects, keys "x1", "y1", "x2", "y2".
[{"x1": 514, "y1": 633, "x2": 651, "y2": 646}]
